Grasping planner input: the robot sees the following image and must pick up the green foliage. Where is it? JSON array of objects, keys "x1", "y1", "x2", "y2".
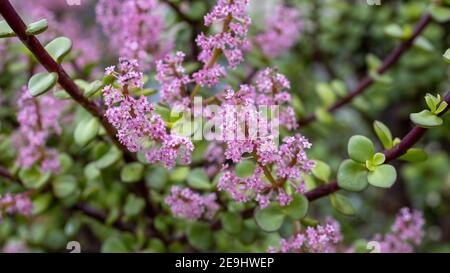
[
  {"x1": 330, "y1": 194, "x2": 356, "y2": 216},
  {"x1": 0, "y1": 20, "x2": 15, "y2": 38},
  {"x1": 186, "y1": 168, "x2": 212, "y2": 190},
  {"x1": 28, "y1": 72, "x2": 58, "y2": 97},
  {"x1": 121, "y1": 163, "x2": 145, "y2": 183},
  {"x1": 44, "y1": 37, "x2": 72, "y2": 63},
  {"x1": 25, "y1": 19, "x2": 48, "y2": 35},
  {"x1": 373, "y1": 121, "x2": 393, "y2": 149},
  {"x1": 347, "y1": 135, "x2": 375, "y2": 163},
  {"x1": 410, "y1": 94, "x2": 447, "y2": 128}
]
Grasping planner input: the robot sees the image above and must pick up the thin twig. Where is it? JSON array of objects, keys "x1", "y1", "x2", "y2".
[
  {"x1": 299, "y1": 13, "x2": 433, "y2": 126},
  {"x1": 0, "y1": 0, "x2": 134, "y2": 161},
  {"x1": 305, "y1": 91, "x2": 450, "y2": 202}
]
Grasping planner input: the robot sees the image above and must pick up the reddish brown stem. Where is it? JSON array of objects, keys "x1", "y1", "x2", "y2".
[
  {"x1": 0, "y1": 0, "x2": 133, "y2": 161},
  {"x1": 299, "y1": 13, "x2": 433, "y2": 126},
  {"x1": 305, "y1": 91, "x2": 450, "y2": 202}
]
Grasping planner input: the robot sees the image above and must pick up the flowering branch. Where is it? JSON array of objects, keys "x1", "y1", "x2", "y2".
[
  {"x1": 299, "y1": 13, "x2": 433, "y2": 126},
  {"x1": 0, "y1": 0, "x2": 134, "y2": 161},
  {"x1": 305, "y1": 91, "x2": 450, "y2": 202}
]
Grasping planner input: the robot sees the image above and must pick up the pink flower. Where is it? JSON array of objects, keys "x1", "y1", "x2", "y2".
[
  {"x1": 193, "y1": 0, "x2": 251, "y2": 87},
  {"x1": 0, "y1": 192, "x2": 33, "y2": 223},
  {"x1": 102, "y1": 58, "x2": 194, "y2": 168},
  {"x1": 96, "y1": 0, "x2": 172, "y2": 69},
  {"x1": 165, "y1": 186, "x2": 219, "y2": 220},
  {"x1": 372, "y1": 208, "x2": 425, "y2": 253},
  {"x1": 156, "y1": 52, "x2": 191, "y2": 107},
  {"x1": 14, "y1": 88, "x2": 67, "y2": 173},
  {"x1": 255, "y1": 5, "x2": 303, "y2": 58},
  {"x1": 269, "y1": 218, "x2": 342, "y2": 253}
]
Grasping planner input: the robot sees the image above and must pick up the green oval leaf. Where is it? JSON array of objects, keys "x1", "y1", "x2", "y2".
[
  {"x1": 398, "y1": 148, "x2": 428, "y2": 163},
  {"x1": 330, "y1": 194, "x2": 356, "y2": 216},
  {"x1": 221, "y1": 212, "x2": 243, "y2": 235},
  {"x1": 121, "y1": 163, "x2": 144, "y2": 183},
  {"x1": 348, "y1": 135, "x2": 375, "y2": 163},
  {"x1": 373, "y1": 121, "x2": 393, "y2": 149},
  {"x1": 187, "y1": 222, "x2": 213, "y2": 251},
  {"x1": 444, "y1": 49, "x2": 450, "y2": 64},
  {"x1": 53, "y1": 175, "x2": 77, "y2": 199},
  {"x1": 187, "y1": 168, "x2": 211, "y2": 190},
  {"x1": 95, "y1": 147, "x2": 121, "y2": 169},
  {"x1": 235, "y1": 160, "x2": 256, "y2": 178},
  {"x1": 26, "y1": 19, "x2": 48, "y2": 35},
  {"x1": 337, "y1": 160, "x2": 369, "y2": 192},
  {"x1": 124, "y1": 194, "x2": 145, "y2": 218},
  {"x1": 255, "y1": 203, "x2": 285, "y2": 232},
  {"x1": 410, "y1": 110, "x2": 443, "y2": 128},
  {"x1": 0, "y1": 20, "x2": 15, "y2": 38},
  {"x1": 44, "y1": 37, "x2": 72, "y2": 63},
  {"x1": 312, "y1": 160, "x2": 331, "y2": 182},
  {"x1": 284, "y1": 195, "x2": 309, "y2": 220},
  {"x1": 74, "y1": 118, "x2": 99, "y2": 147},
  {"x1": 85, "y1": 80, "x2": 103, "y2": 97},
  {"x1": 19, "y1": 167, "x2": 51, "y2": 189},
  {"x1": 430, "y1": 4, "x2": 450, "y2": 23},
  {"x1": 28, "y1": 72, "x2": 58, "y2": 97},
  {"x1": 368, "y1": 164, "x2": 397, "y2": 188}
]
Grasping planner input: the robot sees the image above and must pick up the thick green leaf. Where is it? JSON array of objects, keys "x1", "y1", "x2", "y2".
[
  {"x1": 235, "y1": 160, "x2": 256, "y2": 178},
  {"x1": 26, "y1": 19, "x2": 48, "y2": 35},
  {"x1": 0, "y1": 20, "x2": 15, "y2": 38},
  {"x1": 410, "y1": 110, "x2": 443, "y2": 128},
  {"x1": 187, "y1": 222, "x2": 213, "y2": 251},
  {"x1": 312, "y1": 160, "x2": 331, "y2": 182},
  {"x1": 44, "y1": 37, "x2": 72, "y2": 63},
  {"x1": 124, "y1": 194, "x2": 145, "y2": 218},
  {"x1": 121, "y1": 163, "x2": 144, "y2": 183},
  {"x1": 384, "y1": 24, "x2": 408, "y2": 39},
  {"x1": 53, "y1": 89, "x2": 71, "y2": 100},
  {"x1": 255, "y1": 203, "x2": 285, "y2": 232},
  {"x1": 398, "y1": 148, "x2": 428, "y2": 163},
  {"x1": 101, "y1": 237, "x2": 130, "y2": 253},
  {"x1": 32, "y1": 193, "x2": 53, "y2": 215},
  {"x1": 430, "y1": 4, "x2": 450, "y2": 23},
  {"x1": 337, "y1": 160, "x2": 369, "y2": 192},
  {"x1": 28, "y1": 72, "x2": 58, "y2": 97},
  {"x1": 413, "y1": 36, "x2": 434, "y2": 52},
  {"x1": 221, "y1": 212, "x2": 243, "y2": 234},
  {"x1": 95, "y1": 147, "x2": 121, "y2": 169},
  {"x1": 316, "y1": 82, "x2": 336, "y2": 107},
  {"x1": 187, "y1": 168, "x2": 211, "y2": 190},
  {"x1": 74, "y1": 118, "x2": 99, "y2": 147},
  {"x1": 373, "y1": 121, "x2": 393, "y2": 149},
  {"x1": 368, "y1": 164, "x2": 397, "y2": 188},
  {"x1": 53, "y1": 175, "x2": 77, "y2": 199},
  {"x1": 348, "y1": 135, "x2": 375, "y2": 163},
  {"x1": 444, "y1": 49, "x2": 450, "y2": 64},
  {"x1": 85, "y1": 80, "x2": 103, "y2": 97},
  {"x1": 19, "y1": 167, "x2": 51, "y2": 189},
  {"x1": 330, "y1": 194, "x2": 356, "y2": 216},
  {"x1": 284, "y1": 195, "x2": 309, "y2": 220}
]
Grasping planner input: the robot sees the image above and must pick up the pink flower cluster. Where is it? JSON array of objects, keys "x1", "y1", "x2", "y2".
[
  {"x1": 14, "y1": 88, "x2": 66, "y2": 173},
  {"x1": 103, "y1": 58, "x2": 194, "y2": 168},
  {"x1": 254, "y1": 68, "x2": 298, "y2": 130},
  {"x1": 0, "y1": 192, "x2": 33, "y2": 223},
  {"x1": 372, "y1": 207, "x2": 425, "y2": 253},
  {"x1": 194, "y1": 0, "x2": 251, "y2": 87},
  {"x1": 96, "y1": 0, "x2": 171, "y2": 69},
  {"x1": 155, "y1": 51, "x2": 191, "y2": 108},
  {"x1": 209, "y1": 71, "x2": 313, "y2": 208},
  {"x1": 255, "y1": 5, "x2": 303, "y2": 58},
  {"x1": 165, "y1": 186, "x2": 219, "y2": 220},
  {"x1": 16, "y1": 3, "x2": 101, "y2": 69},
  {"x1": 268, "y1": 218, "x2": 343, "y2": 253}
]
